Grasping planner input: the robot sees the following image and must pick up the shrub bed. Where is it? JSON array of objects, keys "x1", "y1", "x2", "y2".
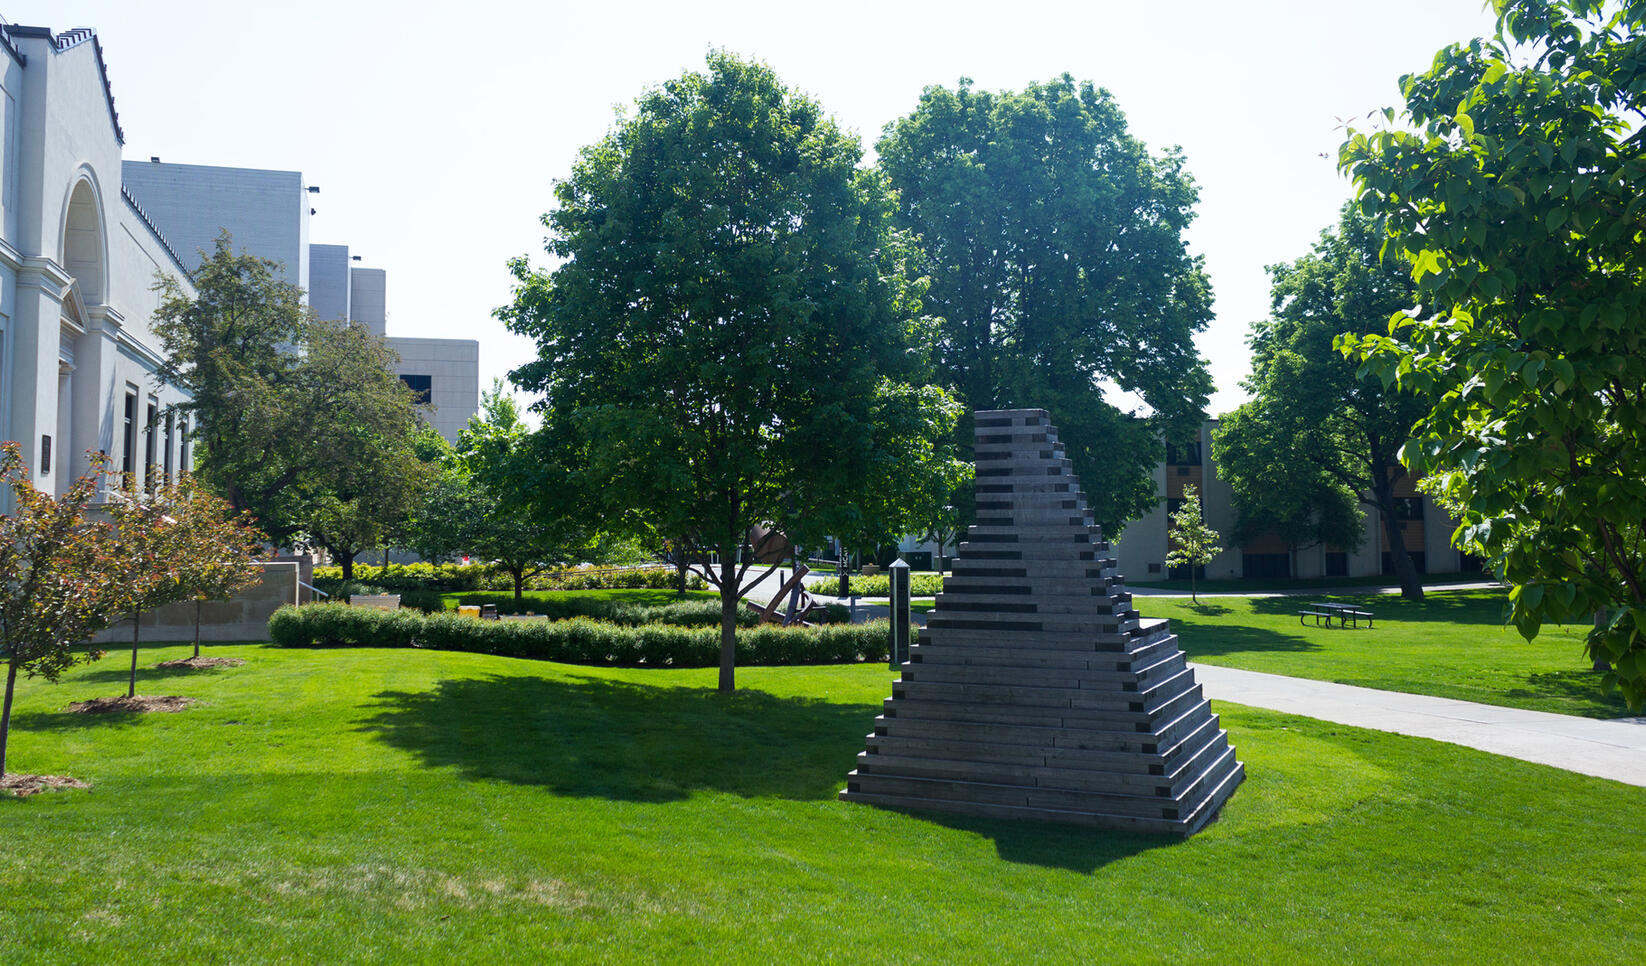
[
  {"x1": 446, "y1": 593, "x2": 851, "y2": 626},
  {"x1": 807, "y1": 573, "x2": 944, "y2": 597},
  {"x1": 267, "y1": 603, "x2": 896, "y2": 666},
  {"x1": 312, "y1": 562, "x2": 707, "y2": 594}
]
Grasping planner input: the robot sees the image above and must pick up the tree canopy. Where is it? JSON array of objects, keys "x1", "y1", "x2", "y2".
[
  {"x1": 1340, "y1": 0, "x2": 1646, "y2": 705},
  {"x1": 877, "y1": 75, "x2": 1214, "y2": 530},
  {"x1": 1211, "y1": 206, "x2": 1431, "y2": 598},
  {"x1": 499, "y1": 51, "x2": 965, "y2": 691},
  {"x1": 153, "y1": 236, "x2": 433, "y2": 562}
]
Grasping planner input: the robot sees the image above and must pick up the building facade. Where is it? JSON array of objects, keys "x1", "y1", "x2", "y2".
[
  {"x1": 1113, "y1": 420, "x2": 1475, "y2": 582},
  {"x1": 0, "y1": 23, "x2": 193, "y2": 503}
]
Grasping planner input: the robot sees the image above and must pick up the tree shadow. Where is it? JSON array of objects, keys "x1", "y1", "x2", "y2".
[
  {"x1": 69, "y1": 663, "x2": 226, "y2": 687},
  {"x1": 1501, "y1": 670, "x2": 1635, "y2": 719},
  {"x1": 357, "y1": 673, "x2": 875, "y2": 802},
  {"x1": 1164, "y1": 616, "x2": 1322, "y2": 659},
  {"x1": 1246, "y1": 591, "x2": 1511, "y2": 625}
]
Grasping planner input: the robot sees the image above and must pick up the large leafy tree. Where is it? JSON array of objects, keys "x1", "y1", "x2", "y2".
[
  {"x1": 1212, "y1": 207, "x2": 1431, "y2": 599},
  {"x1": 877, "y1": 76, "x2": 1214, "y2": 530},
  {"x1": 293, "y1": 321, "x2": 437, "y2": 579},
  {"x1": 0, "y1": 446, "x2": 126, "y2": 779},
  {"x1": 153, "y1": 238, "x2": 432, "y2": 555},
  {"x1": 500, "y1": 52, "x2": 965, "y2": 692},
  {"x1": 1340, "y1": 0, "x2": 1646, "y2": 704}
]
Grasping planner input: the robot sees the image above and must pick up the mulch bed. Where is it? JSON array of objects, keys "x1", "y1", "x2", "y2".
[
  {"x1": 66, "y1": 695, "x2": 199, "y2": 714},
  {"x1": 154, "y1": 656, "x2": 246, "y2": 670},
  {"x1": 1, "y1": 774, "x2": 91, "y2": 798}
]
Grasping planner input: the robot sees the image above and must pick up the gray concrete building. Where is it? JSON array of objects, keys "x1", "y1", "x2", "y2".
[
  {"x1": 307, "y1": 242, "x2": 351, "y2": 322},
  {"x1": 120, "y1": 159, "x2": 309, "y2": 283},
  {"x1": 387, "y1": 336, "x2": 480, "y2": 443},
  {"x1": 349, "y1": 266, "x2": 386, "y2": 338}
]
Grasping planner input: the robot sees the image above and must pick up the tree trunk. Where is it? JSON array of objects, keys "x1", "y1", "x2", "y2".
[
  {"x1": 194, "y1": 597, "x2": 203, "y2": 660},
  {"x1": 339, "y1": 552, "x2": 356, "y2": 582},
  {"x1": 1190, "y1": 567, "x2": 1198, "y2": 604},
  {"x1": 513, "y1": 567, "x2": 525, "y2": 602},
  {"x1": 675, "y1": 552, "x2": 689, "y2": 597},
  {"x1": 129, "y1": 608, "x2": 141, "y2": 698},
  {"x1": 1, "y1": 661, "x2": 17, "y2": 779},
  {"x1": 718, "y1": 553, "x2": 739, "y2": 693},
  {"x1": 1594, "y1": 608, "x2": 1611, "y2": 672},
  {"x1": 1375, "y1": 490, "x2": 1425, "y2": 600}
]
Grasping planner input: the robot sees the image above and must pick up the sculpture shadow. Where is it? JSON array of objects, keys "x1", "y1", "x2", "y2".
[
  {"x1": 358, "y1": 673, "x2": 874, "y2": 803},
  {"x1": 893, "y1": 809, "x2": 1173, "y2": 872}
]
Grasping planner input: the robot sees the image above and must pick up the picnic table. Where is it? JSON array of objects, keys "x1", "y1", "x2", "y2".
[{"x1": 1298, "y1": 601, "x2": 1374, "y2": 628}]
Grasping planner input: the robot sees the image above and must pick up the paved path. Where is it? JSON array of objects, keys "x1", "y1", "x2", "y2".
[
  {"x1": 1192, "y1": 663, "x2": 1646, "y2": 788},
  {"x1": 1129, "y1": 580, "x2": 1503, "y2": 598}
]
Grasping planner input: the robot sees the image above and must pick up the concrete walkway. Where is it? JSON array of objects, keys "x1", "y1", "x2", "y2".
[{"x1": 1192, "y1": 663, "x2": 1646, "y2": 788}]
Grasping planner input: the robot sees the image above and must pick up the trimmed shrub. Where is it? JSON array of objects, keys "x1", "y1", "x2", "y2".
[
  {"x1": 266, "y1": 603, "x2": 897, "y2": 666},
  {"x1": 312, "y1": 563, "x2": 709, "y2": 594},
  {"x1": 806, "y1": 573, "x2": 944, "y2": 597}
]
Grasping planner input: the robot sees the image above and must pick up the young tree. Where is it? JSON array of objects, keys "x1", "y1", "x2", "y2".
[
  {"x1": 500, "y1": 52, "x2": 966, "y2": 692},
  {"x1": 167, "y1": 481, "x2": 265, "y2": 660},
  {"x1": 1340, "y1": 0, "x2": 1646, "y2": 705},
  {"x1": 1211, "y1": 207, "x2": 1432, "y2": 598},
  {"x1": 1166, "y1": 485, "x2": 1222, "y2": 604},
  {"x1": 106, "y1": 484, "x2": 188, "y2": 699},
  {"x1": 411, "y1": 391, "x2": 602, "y2": 600},
  {"x1": 0, "y1": 446, "x2": 126, "y2": 779},
  {"x1": 877, "y1": 76, "x2": 1214, "y2": 531}
]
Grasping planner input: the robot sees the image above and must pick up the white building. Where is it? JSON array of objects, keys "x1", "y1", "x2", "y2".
[{"x1": 1, "y1": 23, "x2": 193, "y2": 503}]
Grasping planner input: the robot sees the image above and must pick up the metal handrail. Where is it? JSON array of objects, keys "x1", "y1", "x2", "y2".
[{"x1": 297, "y1": 579, "x2": 330, "y2": 600}]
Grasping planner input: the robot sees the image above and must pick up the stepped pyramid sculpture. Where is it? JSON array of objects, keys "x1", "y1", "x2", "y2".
[{"x1": 841, "y1": 409, "x2": 1244, "y2": 835}]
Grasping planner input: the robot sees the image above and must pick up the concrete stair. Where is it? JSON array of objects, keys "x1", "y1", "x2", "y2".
[{"x1": 840, "y1": 408, "x2": 1244, "y2": 836}]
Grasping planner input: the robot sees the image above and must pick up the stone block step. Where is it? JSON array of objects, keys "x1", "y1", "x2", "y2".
[
  {"x1": 842, "y1": 768, "x2": 1188, "y2": 820},
  {"x1": 837, "y1": 784, "x2": 1216, "y2": 836}
]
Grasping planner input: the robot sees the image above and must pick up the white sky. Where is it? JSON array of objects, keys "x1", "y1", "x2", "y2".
[{"x1": 13, "y1": 0, "x2": 1500, "y2": 417}]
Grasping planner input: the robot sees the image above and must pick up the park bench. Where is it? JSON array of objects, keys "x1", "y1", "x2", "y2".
[{"x1": 1298, "y1": 607, "x2": 1337, "y2": 627}]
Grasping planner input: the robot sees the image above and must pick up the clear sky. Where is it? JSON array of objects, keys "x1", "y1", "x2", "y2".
[{"x1": 12, "y1": 0, "x2": 1501, "y2": 417}]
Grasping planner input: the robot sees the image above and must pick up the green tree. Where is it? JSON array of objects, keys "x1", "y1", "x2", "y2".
[
  {"x1": 1340, "y1": 0, "x2": 1646, "y2": 705},
  {"x1": 877, "y1": 76, "x2": 1214, "y2": 531},
  {"x1": 410, "y1": 388, "x2": 599, "y2": 600},
  {"x1": 500, "y1": 52, "x2": 966, "y2": 692},
  {"x1": 1211, "y1": 207, "x2": 1432, "y2": 598},
  {"x1": 0, "y1": 446, "x2": 126, "y2": 779},
  {"x1": 1165, "y1": 485, "x2": 1221, "y2": 604},
  {"x1": 153, "y1": 239, "x2": 433, "y2": 557},
  {"x1": 294, "y1": 321, "x2": 438, "y2": 580}
]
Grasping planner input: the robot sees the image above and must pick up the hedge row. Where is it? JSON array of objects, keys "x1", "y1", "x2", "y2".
[
  {"x1": 806, "y1": 573, "x2": 945, "y2": 597},
  {"x1": 445, "y1": 593, "x2": 851, "y2": 626},
  {"x1": 266, "y1": 603, "x2": 899, "y2": 666},
  {"x1": 311, "y1": 562, "x2": 707, "y2": 593}
]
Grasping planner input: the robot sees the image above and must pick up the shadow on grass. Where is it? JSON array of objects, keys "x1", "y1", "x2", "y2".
[
  {"x1": 1246, "y1": 590, "x2": 1510, "y2": 625},
  {"x1": 358, "y1": 672, "x2": 873, "y2": 802},
  {"x1": 1501, "y1": 670, "x2": 1633, "y2": 719},
  {"x1": 896, "y1": 809, "x2": 1172, "y2": 872},
  {"x1": 1167, "y1": 617, "x2": 1322, "y2": 659}
]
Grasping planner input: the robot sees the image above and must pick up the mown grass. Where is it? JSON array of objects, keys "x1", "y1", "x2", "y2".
[
  {"x1": 1140, "y1": 589, "x2": 1629, "y2": 718},
  {"x1": 2, "y1": 643, "x2": 1643, "y2": 963}
]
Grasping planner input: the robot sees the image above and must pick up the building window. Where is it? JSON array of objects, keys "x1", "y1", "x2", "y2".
[
  {"x1": 145, "y1": 401, "x2": 158, "y2": 494},
  {"x1": 40, "y1": 435, "x2": 51, "y2": 475},
  {"x1": 1392, "y1": 497, "x2": 1424, "y2": 520},
  {"x1": 1166, "y1": 441, "x2": 1202, "y2": 466},
  {"x1": 400, "y1": 374, "x2": 432, "y2": 404},
  {"x1": 1241, "y1": 553, "x2": 1289, "y2": 579},
  {"x1": 1166, "y1": 498, "x2": 1185, "y2": 517},
  {"x1": 1326, "y1": 552, "x2": 1349, "y2": 577},
  {"x1": 122, "y1": 390, "x2": 138, "y2": 476},
  {"x1": 1148, "y1": 563, "x2": 1162, "y2": 574},
  {"x1": 179, "y1": 417, "x2": 190, "y2": 474},
  {"x1": 164, "y1": 411, "x2": 175, "y2": 482}
]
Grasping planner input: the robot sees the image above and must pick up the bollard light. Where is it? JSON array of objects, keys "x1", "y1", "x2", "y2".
[{"x1": 888, "y1": 557, "x2": 910, "y2": 669}]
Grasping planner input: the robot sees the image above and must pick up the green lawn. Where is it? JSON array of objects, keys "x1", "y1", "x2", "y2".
[
  {"x1": 2, "y1": 643, "x2": 1643, "y2": 963},
  {"x1": 1140, "y1": 589, "x2": 1628, "y2": 718}
]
